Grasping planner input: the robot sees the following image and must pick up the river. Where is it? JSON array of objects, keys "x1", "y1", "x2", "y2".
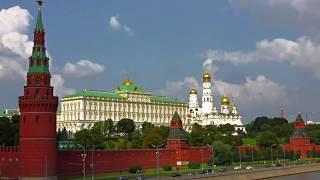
[{"x1": 268, "y1": 171, "x2": 320, "y2": 180}]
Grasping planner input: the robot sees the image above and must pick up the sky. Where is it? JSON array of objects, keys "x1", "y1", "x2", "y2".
[{"x1": 1, "y1": 0, "x2": 320, "y2": 123}]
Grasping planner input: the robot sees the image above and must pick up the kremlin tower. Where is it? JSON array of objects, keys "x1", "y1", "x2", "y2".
[
  {"x1": 201, "y1": 71, "x2": 214, "y2": 114},
  {"x1": 18, "y1": 0, "x2": 58, "y2": 178}
]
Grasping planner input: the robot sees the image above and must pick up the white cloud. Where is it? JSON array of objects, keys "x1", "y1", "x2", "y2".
[
  {"x1": 62, "y1": 60, "x2": 105, "y2": 78},
  {"x1": 109, "y1": 15, "x2": 134, "y2": 35},
  {"x1": 229, "y1": 0, "x2": 320, "y2": 36},
  {"x1": 109, "y1": 16, "x2": 121, "y2": 30},
  {"x1": 214, "y1": 75, "x2": 288, "y2": 110},
  {"x1": 0, "y1": 6, "x2": 31, "y2": 35},
  {"x1": 0, "y1": 6, "x2": 74, "y2": 97},
  {"x1": 156, "y1": 77, "x2": 200, "y2": 99},
  {"x1": 205, "y1": 37, "x2": 320, "y2": 79},
  {"x1": 52, "y1": 74, "x2": 76, "y2": 97},
  {"x1": 0, "y1": 6, "x2": 32, "y2": 81},
  {"x1": 157, "y1": 75, "x2": 287, "y2": 112}
]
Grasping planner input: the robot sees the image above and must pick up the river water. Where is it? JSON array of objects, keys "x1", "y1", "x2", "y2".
[{"x1": 269, "y1": 171, "x2": 320, "y2": 180}]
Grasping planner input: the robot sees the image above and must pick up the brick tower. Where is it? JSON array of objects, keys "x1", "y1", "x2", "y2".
[{"x1": 19, "y1": 0, "x2": 58, "y2": 179}]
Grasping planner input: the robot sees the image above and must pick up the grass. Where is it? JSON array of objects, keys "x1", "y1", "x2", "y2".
[{"x1": 243, "y1": 138, "x2": 257, "y2": 146}]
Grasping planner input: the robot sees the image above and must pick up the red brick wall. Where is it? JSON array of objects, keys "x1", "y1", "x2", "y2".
[
  {"x1": 57, "y1": 147, "x2": 212, "y2": 176},
  {"x1": 0, "y1": 147, "x2": 19, "y2": 178}
]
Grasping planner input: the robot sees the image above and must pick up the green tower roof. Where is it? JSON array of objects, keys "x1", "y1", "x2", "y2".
[
  {"x1": 28, "y1": 1, "x2": 49, "y2": 75},
  {"x1": 35, "y1": 6, "x2": 44, "y2": 31}
]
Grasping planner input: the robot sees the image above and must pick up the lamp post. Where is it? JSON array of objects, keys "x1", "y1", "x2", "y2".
[
  {"x1": 271, "y1": 144, "x2": 277, "y2": 166},
  {"x1": 206, "y1": 144, "x2": 214, "y2": 168},
  {"x1": 238, "y1": 146, "x2": 242, "y2": 169},
  {"x1": 201, "y1": 146, "x2": 204, "y2": 170},
  {"x1": 80, "y1": 145, "x2": 87, "y2": 180},
  {"x1": 91, "y1": 145, "x2": 95, "y2": 180},
  {"x1": 293, "y1": 144, "x2": 296, "y2": 165},
  {"x1": 152, "y1": 144, "x2": 163, "y2": 180},
  {"x1": 247, "y1": 145, "x2": 254, "y2": 163}
]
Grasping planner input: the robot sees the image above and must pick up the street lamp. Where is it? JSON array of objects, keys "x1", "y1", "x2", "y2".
[
  {"x1": 247, "y1": 145, "x2": 254, "y2": 163},
  {"x1": 271, "y1": 144, "x2": 277, "y2": 166},
  {"x1": 152, "y1": 144, "x2": 163, "y2": 180},
  {"x1": 201, "y1": 146, "x2": 204, "y2": 170},
  {"x1": 238, "y1": 146, "x2": 242, "y2": 169},
  {"x1": 206, "y1": 144, "x2": 214, "y2": 168},
  {"x1": 91, "y1": 145, "x2": 95, "y2": 180},
  {"x1": 79, "y1": 145, "x2": 87, "y2": 180}
]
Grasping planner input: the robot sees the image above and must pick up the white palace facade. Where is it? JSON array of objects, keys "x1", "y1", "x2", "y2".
[
  {"x1": 187, "y1": 71, "x2": 246, "y2": 132},
  {"x1": 57, "y1": 79, "x2": 189, "y2": 134}
]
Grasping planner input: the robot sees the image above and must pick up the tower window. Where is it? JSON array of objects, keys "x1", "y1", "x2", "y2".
[
  {"x1": 35, "y1": 115, "x2": 39, "y2": 123},
  {"x1": 36, "y1": 88, "x2": 39, "y2": 96}
]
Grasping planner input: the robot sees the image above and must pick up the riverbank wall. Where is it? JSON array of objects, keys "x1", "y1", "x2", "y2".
[{"x1": 206, "y1": 163, "x2": 320, "y2": 180}]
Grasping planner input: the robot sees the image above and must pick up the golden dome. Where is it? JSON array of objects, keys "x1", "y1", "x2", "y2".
[
  {"x1": 190, "y1": 88, "x2": 198, "y2": 94},
  {"x1": 221, "y1": 95, "x2": 230, "y2": 105},
  {"x1": 123, "y1": 79, "x2": 133, "y2": 86},
  {"x1": 203, "y1": 71, "x2": 211, "y2": 82}
]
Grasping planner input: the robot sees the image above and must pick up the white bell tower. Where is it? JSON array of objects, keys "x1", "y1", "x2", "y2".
[{"x1": 202, "y1": 71, "x2": 214, "y2": 114}]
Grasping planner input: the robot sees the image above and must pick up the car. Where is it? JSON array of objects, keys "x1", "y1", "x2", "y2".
[
  {"x1": 245, "y1": 166, "x2": 253, "y2": 170},
  {"x1": 119, "y1": 176, "x2": 129, "y2": 180},
  {"x1": 136, "y1": 176, "x2": 146, "y2": 180},
  {"x1": 218, "y1": 168, "x2": 226, "y2": 172},
  {"x1": 171, "y1": 172, "x2": 181, "y2": 177},
  {"x1": 234, "y1": 166, "x2": 241, "y2": 170}
]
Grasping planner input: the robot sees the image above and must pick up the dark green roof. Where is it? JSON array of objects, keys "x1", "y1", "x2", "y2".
[
  {"x1": 64, "y1": 90, "x2": 125, "y2": 99},
  {"x1": 114, "y1": 79, "x2": 145, "y2": 93},
  {"x1": 35, "y1": 7, "x2": 44, "y2": 31}
]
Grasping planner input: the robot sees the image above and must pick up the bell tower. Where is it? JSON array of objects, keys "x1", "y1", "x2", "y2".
[{"x1": 19, "y1": 0, "x2": 58, "y2": 179}]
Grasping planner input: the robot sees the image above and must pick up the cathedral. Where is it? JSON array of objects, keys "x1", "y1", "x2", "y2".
[{"x1": 188, "y1": 71, "x2": 246, "y2": 132}]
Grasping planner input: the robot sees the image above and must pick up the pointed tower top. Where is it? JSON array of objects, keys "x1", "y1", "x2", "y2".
[
  {"x1": 35, "y1": 0, "x2": 44, "y2": 31},
  {"x1": 296, "y1": 113, "x2": 304, "y2": 122}
]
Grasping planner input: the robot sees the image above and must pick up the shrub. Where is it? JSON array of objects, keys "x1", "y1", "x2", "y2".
[
  {"x1": 129, "y1": 165, "x2": 141, "y2": 174},
  {"x1": 163, "y1": 165, "x2": 172, "y2": 171},
  {"x1": 188, "y1": 162, "x2": 200, "y2": 169}
]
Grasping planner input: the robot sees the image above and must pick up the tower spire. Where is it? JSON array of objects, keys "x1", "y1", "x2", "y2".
[
  {"x1": 28, "y1": 0, "x2": 49, "y2": 74},
  {"x1": 36, "y1": 0, "x2": 44, "y2": 31}
]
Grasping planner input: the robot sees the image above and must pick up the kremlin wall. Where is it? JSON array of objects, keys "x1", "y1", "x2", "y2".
[
  {"x1": 0, "y1": 1, "x2": 320, "y2": 179},
  {"x1": 0, "y1": 2, "x2": 210, "y2": 178}
]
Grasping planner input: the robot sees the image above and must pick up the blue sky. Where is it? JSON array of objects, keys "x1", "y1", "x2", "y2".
[{"x1": 1, "y1": 0, "x2": 320, "y2": 122}]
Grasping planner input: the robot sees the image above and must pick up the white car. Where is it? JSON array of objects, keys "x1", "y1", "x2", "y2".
[
  {"x1": 234, "y1": 166, "x2": 241, "y2": 170},
  {"x1": 245, "y1": 166, "x2": 253, "y2": 170}
]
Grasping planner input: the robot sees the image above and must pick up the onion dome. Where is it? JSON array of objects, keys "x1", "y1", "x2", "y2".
[
  {"x1": 221, "y1": 95, "x2": 230, "y2": 105},
  {"x1": 124, "y1": 79, "x2": 133, "y2": 86},
  {"x1": 189, "y1": 88, "x2": 198, "y2": 95},
  {"x1": 203, "y1": 71, "x2": 212, "y2": 82}
]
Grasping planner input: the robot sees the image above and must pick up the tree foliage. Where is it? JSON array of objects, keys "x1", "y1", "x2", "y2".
[
  {"x1": 0, "y1": 115, "x2": 19, "y2": 146},
  {"x1": 117, "y1": 119, "x2": 135, "y2": 137},
  {"x1": 256, "y1": 131, "x2": 278, "y2": 148}
]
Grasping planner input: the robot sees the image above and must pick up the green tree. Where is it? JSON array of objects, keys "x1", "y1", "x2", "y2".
[
  {"x1": 256, "y1": 131, "x2": 278, "y2": 148},
  {"x1": 73, "y1": 129, "x2": 92, "y2": 148},
  {"x1": 211, "y1": 141, "x2": 233, "y2": 165},
  {"x1": 189, "y1": 123, "x2": 205, "y2": 147},
  {"x1": 90, "y1": 125, "x2": 105, "y2": 148},
  {"x1": 57, "y1": 127, "x2": 68, "y2": 141},
  {"x1": 218, "y1": 124, "x2": 235, "y2": 136},
  {"x1": 141, "y1": 121, "x2": 155, "y2": 134},
  {"x1": 131, "y1": 131, "x2": 143, "y2": 149},
  {"x1": 143, "y1": 127, "x2": 166, "y2": 148},
  {"x1": 92, "y1": 119, "x2": 115, "y2": 140},
  {"x1": 307, "y1": 130, "x2": 320, "y2": 145},
  {"x1": 117, "y1": 119, "x2": 135, "y2": 138}
]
